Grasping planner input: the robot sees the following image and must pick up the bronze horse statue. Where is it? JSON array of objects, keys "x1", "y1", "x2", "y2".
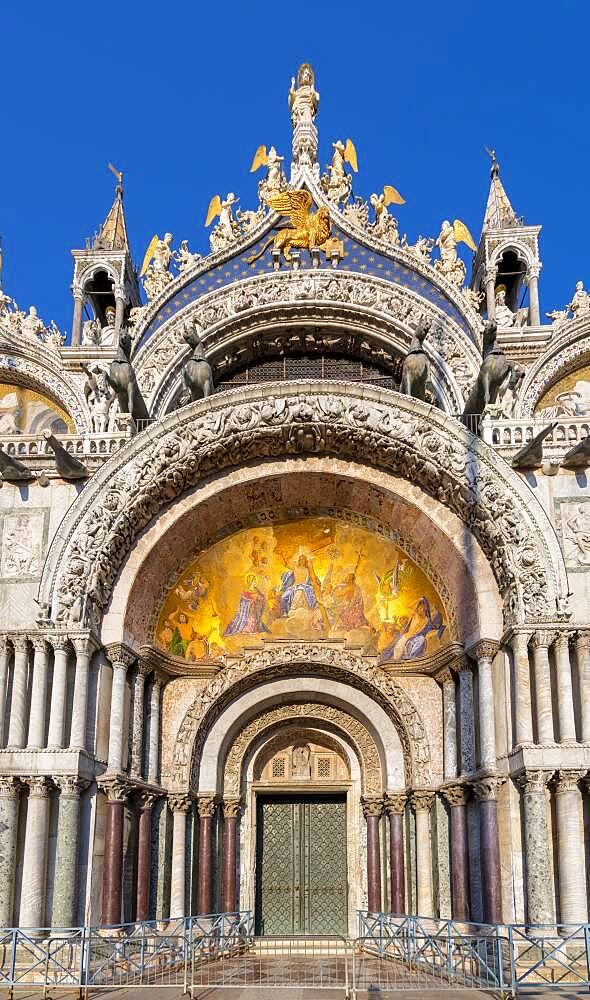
[
  {"x1": 106, "y1": 333, "x2": 149, "y2": 421},
  {"x1": 400, "y1": 318, "x2": 430, "y2": 401},
  {"x1": 182, "y1": 321, "x2": 214, "y2": 401},
  {"x1": 463, "y1": 320, "x2": 513, "y2": 416}
]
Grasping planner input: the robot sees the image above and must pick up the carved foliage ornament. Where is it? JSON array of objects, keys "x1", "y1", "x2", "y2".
[{"x1": 50, "y1": 386, "x2": 557, "y2": 630}]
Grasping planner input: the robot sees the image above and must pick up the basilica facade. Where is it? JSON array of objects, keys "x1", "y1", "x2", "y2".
[{"x1": 0, "y1": 64, "x2": 590, "y2": 934}]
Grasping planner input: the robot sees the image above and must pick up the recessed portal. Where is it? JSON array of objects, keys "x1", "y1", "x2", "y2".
[{"x1": 255, "y1": 794, "x2": 348, "y2": 935}]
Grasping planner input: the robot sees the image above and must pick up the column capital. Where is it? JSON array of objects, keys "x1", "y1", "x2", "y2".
[
  {"x1": 484, "y1": 265, "x2": 498, "y2": 283},
  {"x1": 575, "y1": 630, "x2": 590, "y2": 652},
  {"x1": 435, "y1": 666, "x2": 455, "y2": 686},
  {"x1": 516, "y1": 769, "x2": 551, "y2": 794},
  {"x1": 552, "y1": 769, "x2": 585, "y2": 795},
  {"x1": 530, "y1": 630, "x2": 557, "y2": 650},
  {"x1": 99, "y1": 777, "x2": 130, "y2": 802},
  {"x1": 137, "y1": 790, "x2": 159, "y2": 809},
  {"x1": 197, "y1": 794, "x2": 217, "y2": 818},
  {"x1": 105, "y1": 643, "x2": 136, "y2": 668},
  {"x1": 26, "y1": 776, "x2": 53, "y2": 799},
  {"x1": 30, "y1": 636, "x2": 50, "y2": 654},
  {"x1": 223, "y1": 797, "x2": 242, "y2": 819},
  {"x1": 169, "y1": 793, "x2": 192, "y2": 814},
  {"x1": 472, "y1": 775, "x2": 505, "y2": 802},
  {"x1": 410, "y1": 789, "x2": 435, "y2": 813},
  {"x1": 0, "y1": 776, "x2": 20, "y2": 799},
  {"x1": 135, "y1": 660, "x2": 152, "y2": 679},
  {"x1": 383, "y1": 791, "x2": 407, "y2": 815},
  {"x1": 55, "y1": 775, "x2": 88, "y2": 798},
  {"x1": 554, "y1": 632, "x2": 571, "y2": 652},
  {"x1": 455, "y1": 656, "x2": 472, "y2": 673},
  {"x1": 12, "y1": 635, "x2": 29, "y2": 654},
  {"x1": 70, "y1": 634, "x2": 99, "y2": 657},
  {"x1": 469, "y1": 639, "x2": 499, "y2": 661},
  {"x1": 49, "y1": 634, "x2": 71, "y2": 654},
  {"x1": 441, "y1": 782, "x2": 471, "y2": 807},
  {"x1": 361, "y1": 795, "x2": 384, "y2": 819},
  {"x1": 527, "y1": 262, "x2": 542, "y2": 280}
]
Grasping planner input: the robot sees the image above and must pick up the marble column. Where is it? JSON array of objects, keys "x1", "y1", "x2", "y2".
[
  {"x1": 169, "y1": 794, "x2": 191, "y2": 917},
  {"x1": 114, "y1": 290, "x2": 126, "y2": 338},
  {"x1": 0, "y1": 777, "x2": 20, "y2": 925},
  {"x1": 526, "y1": 264, "x2": 541, "y2": 326},
  {"x1": 484, "y1": 265, "x2": 497, "y2": 320},
  {"x1": 106, "y1": 646, "x2": 134, "y2": 773},
  {"x1": 441, "y1": 784, "x2": 471, "y2": 922},
  {"x1": 0, "y1": 638, "x2": 10, "y2": 747},
  {"x1": 197, "y1": 794, "x2": 216, "y2": 914},
  {"x1": 472, "y1": 641, "x2": 498, "y2": 770},
  {"x1": 47, "y1": 637, "x2": 70, "y2": 749},
  {"x1": 554, "y1": 634, "x2": 577, "y2": 743},
  {"x1": 517, "y1": 770, "x2": 553, "y2": 926},
  {"x1": 553, "y1": 770, "x2": 587, "y2": 924},
  {"x1": 52, "y1": 777, "x2": 84, "y2": 927},
  {"x1": 576, "y1": 632, "x2": 590, "y2": 743},
  {"x1": 473, "y1": 776, "x2": 504, "y2": 924},
  {"x1": 222, "y1": 798, "x2": 241, "y2": 913},
  {"x1": 27, "y1": 638, "x2": 49, "y2": 749},
  {"x1": 130, "y1": 664, "x2": 149, "y2": 777},
  {"x1": 530, "y1": 632, "x2": 555, "y2": 745},
  {"x1": 147, "y1": 675, "x2": 162, "y2": 784},
  {"x1": 136, "y1": 793, "x2": 157, "y2": 922},
  {"x1": 101, "y1": 779, "x2": 128, "y2": 925},
  {"x1": 411, "y1": 790, "x2": 435, "y2": 917},
  {"x1": 20, "y1": 777, "x2": 52, "y2": 927},
  {"x1": 511, "y1": 631, "x2": 533, "y2": 747},
  {"x1": 439, "y1": 668, "x2": 458, "y2": 781},
  {"x1": 71, "y1": 288, "x2": 84, "y2": 347},
  {"x1": 457, "y1": 660, "x2": 475, "y2": 776},
  {"x1": 362, "y1": 796, "x2": 383, "y2": 914},
  {"x1": 70, "y1": 637, "x2": 94, "y2": 751},
  {"x1": 7, "y1": 637, "x2": 29, "y2": 749},
  {"x1": 384, "y1": 793, "x2": 406, "y2": 915}
]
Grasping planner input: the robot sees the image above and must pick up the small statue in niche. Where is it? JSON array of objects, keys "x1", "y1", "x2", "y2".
[
  {"x1": 400, "y1": 318, "x2": 430, "y2": 401},
  {"x1": 182, "y1": 319, "x2": 214, "y2": 401},
  {"x1": 493, "y1": 285, "x2": 515, "y2": 328},
  {"x1": 292, "y1": 744, "x2": 311, "y2": 779}
]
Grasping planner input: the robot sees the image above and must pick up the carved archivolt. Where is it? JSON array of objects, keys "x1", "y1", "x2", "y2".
[
  {"x1": 40, "y1": 382, "x2": 566, "y2": 629},
  {"x1": 169, "y1": 642, "x2": 429, "y2": 791},
  {"x1": 518, "y1": 322, "x2": 590, "y2": 416},
  {"x1": 222, "y1": 701, "x2": 383, "y2": 797},
  {"x1": 0, "y1": 345, "x2": 87, "y2": 432},
  {"x1": 133, "y1": 269, "x2": 480, "y2": 415}
]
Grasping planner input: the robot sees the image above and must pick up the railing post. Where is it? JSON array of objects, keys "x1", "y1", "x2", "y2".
[
  {"x1": 496, "y1": 924, "x2": 506, "y2": 994},
  {"x1": 447, "y1": 921, "x2": 453, "y2": 976},
  {"x1": 140, "y1": 920, "x2": 146, "y2": 986},
  {"x1": 508, "y1": 925, "x2": 516, "y2": 998},
  {"x1": 584, "y1": 924, "x2": 590, "y2": 991},
  {"x1": 9, "y1": 929, "x2": 17, "y2": 999}
]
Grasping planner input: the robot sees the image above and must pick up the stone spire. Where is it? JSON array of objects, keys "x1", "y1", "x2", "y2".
[
  {"x1": 482, "y1": 150, "x2": 517, "y2": 231},
  {"x1": 93, "y1": 168, "x2": 129, "y2": 251}
]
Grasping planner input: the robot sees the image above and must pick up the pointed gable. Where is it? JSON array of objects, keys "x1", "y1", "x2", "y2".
[{"x1": 483, "y1": 156, "x2": 518, "y2": 231}]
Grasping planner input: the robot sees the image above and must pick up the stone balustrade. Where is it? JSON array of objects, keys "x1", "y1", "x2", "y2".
[
  {"x1": 481, "y1": 415, "x2": 590, "y2": 458},
  {"x1": 0, "y1": 431, "x2": 127, "y2": 462}
]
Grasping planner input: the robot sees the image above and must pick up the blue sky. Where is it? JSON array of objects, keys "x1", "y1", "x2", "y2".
[{"x1": 1, "y1": 1, "x2": 588, "y2": 336}]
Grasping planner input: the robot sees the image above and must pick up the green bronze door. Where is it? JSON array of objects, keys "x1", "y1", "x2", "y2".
[{"x1": 255, "y1": 794, "x2": 348, "y2": 935}]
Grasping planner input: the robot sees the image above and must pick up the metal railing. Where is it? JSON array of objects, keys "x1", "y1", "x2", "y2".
[{"x1": 5, "y1": 911, "x2": 590, "y2": 994}]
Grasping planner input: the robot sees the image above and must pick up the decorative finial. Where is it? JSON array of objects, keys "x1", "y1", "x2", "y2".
[
  {"x1": 108, "y1": 162, "x2": 124, "y2": 197},
  {"x1": 289, "y1": 63, "x2": 320, "y2": 179},
  {"x1": 485, "y1": 145, "x2": 499, "y2": 179}
]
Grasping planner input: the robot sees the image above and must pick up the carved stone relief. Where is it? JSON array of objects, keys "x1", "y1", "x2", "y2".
[
  {"x1": 555, "y1": 498, "x2": 590, "y2": 570},
  {"x1": 0, "y1": 510, "x2": 47, "y2": 579}
]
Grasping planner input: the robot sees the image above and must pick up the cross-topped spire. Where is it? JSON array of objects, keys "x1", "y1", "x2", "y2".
[
  {"x1": 93, "y1": 165, "x2": 129, "y2": 251},
  {"x1": 482, "y1": 148, "x2": 518, "y2": 231}
]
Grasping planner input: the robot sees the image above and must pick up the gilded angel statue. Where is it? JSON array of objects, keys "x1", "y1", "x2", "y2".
[
  {"x1": 250, "y1": 145, "x2": 285, "y2": 200},
  {"x1": 323, "y1": 138, "x2": 358, "y2": 204},
  {"x1": 140, "y1": 233, "x2": 173, "y2": 300},
  {"x1": 246, "y1": 190, "x2": 331, "y2": 265},
  {"x1": 369, "y1": 184, "x2": 406, "y2": 244},
  {"x1": 434, "y1": 219, "x2": 477, "y2": 287},
  {"x1": 205, "y1": 193, "x2": 240, "y2": 251}
]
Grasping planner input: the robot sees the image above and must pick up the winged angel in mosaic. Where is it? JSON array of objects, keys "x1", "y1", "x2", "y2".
[{"x1": 246, "y1": 190, "x2": 331, "y2": 264}]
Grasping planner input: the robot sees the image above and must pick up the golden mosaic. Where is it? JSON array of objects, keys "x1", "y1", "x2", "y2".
[
  {"x1": 0, "y1": 383, "x2": 73, "y2": 434},
  {"x1": 156, "y1": 517, "x2": 448, "y2": 664},
  {"x1": 535, "y1": 364, "x2": 590, "y2": 418}
]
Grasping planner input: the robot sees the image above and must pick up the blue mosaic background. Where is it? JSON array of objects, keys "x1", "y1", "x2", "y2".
[{"x1": 135, "y1": 225, "x2": 472, "y2": 353}]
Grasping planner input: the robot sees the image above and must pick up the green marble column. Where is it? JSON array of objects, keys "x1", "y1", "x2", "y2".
[
  {"x1": 0, "y1": 778, "x2": 20, "y2": 925},
  {"x1": 52, "y1": 778, "x2": 84, "y2": 927}
]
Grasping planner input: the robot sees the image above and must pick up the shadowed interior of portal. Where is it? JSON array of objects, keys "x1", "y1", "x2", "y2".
[{"x1": 155, "y1": 516, "x2": 448, "y2": 663}]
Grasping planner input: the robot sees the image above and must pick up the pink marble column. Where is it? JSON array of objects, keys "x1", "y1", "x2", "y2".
[
  {"x1": 101, "y1": 779, "x2": 128, "y2": 925},
  {"x1": 441, "y1": 783, "x2": 471, "y2": 921},
  {"x1": 136, "y1": 793, "x2": 157, "y2": 921},
  {"x1": 362, "y1": 796, "x2": 383, "y2": 914},
  {"x1": 197, "y1": 795, "x2": 216, "y2": 914},
  {"x1": 222, "y1": 798, "x2": 241, "y2": 912},
  {"x1": 473, "y1": 776, "x2": 505, "y2": 924},
  {"x1": 384, "y1": 793, "x2": 406, "y2": 915}
]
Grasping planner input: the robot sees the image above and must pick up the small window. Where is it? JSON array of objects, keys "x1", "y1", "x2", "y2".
[
  {"x1": 271, "y1": 757, "x2": 286, "y2": 778},
  {"x1": 317, "y1": 758, "x2": 331, "y2": 778}
]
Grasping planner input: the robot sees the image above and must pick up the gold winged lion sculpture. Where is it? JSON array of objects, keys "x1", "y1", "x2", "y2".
[{"x1": 245, "y1": 189, "x2": 331, "y2": 264}]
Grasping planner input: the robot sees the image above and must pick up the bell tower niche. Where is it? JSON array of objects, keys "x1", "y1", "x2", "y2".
[
  {"x1": 471, "y1": 151, "x2": 542, "y2": 329},
  {"x1": 70, "y1": 166, "x2": 141, "y2": 347}
]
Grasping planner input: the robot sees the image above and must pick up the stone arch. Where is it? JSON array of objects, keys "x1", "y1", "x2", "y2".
[
  {"x1": 250, "y1": 728, "x2": 355, "y2": 784},
  {"x1": 0, "y1": 344, "x2": 87, "y2": 432},
  {"x1": 518, "y1": 321, "x2": 590, "y2": 416},
  {"x1": 489, "y1": 239, "x2": 535, "y2": 271},
  {"x1": 38, "y1": 383, "x2": 567, "y2": 629},
  {"x1": 223, "y1": 703, "x2": 383, "y2": 796},
  {"x1": 168, "y1": 643, "x2": 431, "y2": 792}
]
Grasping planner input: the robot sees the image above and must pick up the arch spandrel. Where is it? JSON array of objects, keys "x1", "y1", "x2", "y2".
[{"x1": 39, "y1": 383, "x2": 567, "y2": 632}]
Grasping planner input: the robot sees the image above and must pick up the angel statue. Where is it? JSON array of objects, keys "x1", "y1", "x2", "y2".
[
  {"x1": 369, "y1": 184, "x2": 406, "y2": 245},
  {"x1": 434, "y1": 219, "x2": 476, "y2": 287},
  {"x1": 205, "y1": 193, "x2": 240, "y2": 253},
  {"x1": 251, "y1": 145, "x2": 285, "y2": 202},
  {"x1": 322, "y1": 138, "x2": 357, "y2": 205},
  {"x1": 140, "y1": 233, "x2": 174, "y2": 300},
  {"x1": 245, "y1": 190, "x2": 331, "y2": 265},
  {"x1": 289, "y1": 63, "x2": 319, "y2": 126},
  {"x1": 173, "y1": 240, "x2": 202, "y2": 275}
]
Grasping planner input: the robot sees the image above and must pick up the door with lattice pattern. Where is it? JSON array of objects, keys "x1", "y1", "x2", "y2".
[{"x1": 255, "y1": 794, "x2": 348, "y2": 935}]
